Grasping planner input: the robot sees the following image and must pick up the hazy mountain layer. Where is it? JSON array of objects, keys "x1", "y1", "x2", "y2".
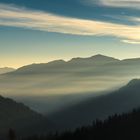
[
  {"x1": 0, "y1": 54, "x2": 140, "y2": 114},
  {"x1": 0, "y1": 67, "x2": 15, "y2": 74},
  {"x1": 48, "y1": 79, "x2": 140, "y2": 130}
]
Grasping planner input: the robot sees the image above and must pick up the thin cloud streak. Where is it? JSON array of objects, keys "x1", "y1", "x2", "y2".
[
  {"x1": 98, "y1": 0, "x2": 140, "y2": 9},
  {"x1": 0, "y1": 4, "x2": 140, "y2": 44},
  {"x1": 122, "y1": 40, "x2": 140, "y2": 44}
]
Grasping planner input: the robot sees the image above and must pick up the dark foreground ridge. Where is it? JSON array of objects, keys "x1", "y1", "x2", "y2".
[
  {"x1": 48, "y1": 79, "x2": 140, "y2": 130},
  {"x1": 0, "y1": 95, "x2": 53, "y2": 139},
  {"x1": 23, "y1": 108, "x2": 140, "y2": 140}
]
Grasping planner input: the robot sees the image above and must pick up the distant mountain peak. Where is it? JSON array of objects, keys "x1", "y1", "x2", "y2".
[
  {"x1": 91, "y1": 54, "x2": 119, "y2": 60},
  {"x1": 69, "y1": 54, "x2": 119, "y2": 64},
  {"x1": 47, "y1": 59, "x2": 66, "y2": 65},
  {"x1": 92, "y1": 54, "x2": 107, "y2": 57}
]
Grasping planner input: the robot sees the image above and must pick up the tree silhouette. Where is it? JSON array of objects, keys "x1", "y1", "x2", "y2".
[
  {"x1": 22, "y1": 108, "x2": 140, "y2": 140},
  {"x1": 8, "y1": 129, "x2": 16, "y2": 140}
]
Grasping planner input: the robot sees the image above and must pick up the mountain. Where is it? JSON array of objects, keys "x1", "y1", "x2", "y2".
[
  {"x1": 67, "y1": 54, "x2": 119, "y2": 67},
  {"x1": 0, "y1": 67, "x2": 15, "y2": 74},
  {"x1": 48, "y1": 79, "x2": 140, "y2": 130},
  {"x1": 8, "y1": 54, "x2": 119, "y2": 75},
  {"x1": 0, "y1": 95, "x2": 52, "y2": 139},
  {"x1": 69, "y1": 54, "x2": 119, "y2": 62},
  {"x1": 10, "y1": 60, "x2": 66, "y2": 75},
  {"x1": 0, "y1": 54, "x2": 122, "y2": 114},
  {"x1": 0, "y1": 54, "x2": 140, "y2": 114},
  {"x1": 25, "y1": 108, "x2": 140, "y2": 140}
]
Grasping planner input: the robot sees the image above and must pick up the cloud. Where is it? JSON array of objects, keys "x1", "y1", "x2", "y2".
[
  {"x1": 122, "y1": 40, "x2": 140, "y2": 44},
  {"x1": 0, "y1": 4, "x2": 140, "y2": 44},
  {"x1": 97, "y1": 0, "x2": 140, "y2": 9}
]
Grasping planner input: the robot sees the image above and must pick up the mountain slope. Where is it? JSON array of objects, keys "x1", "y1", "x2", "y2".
[
  {"x1": 0, "y1": 95, "x2": 52, "y2": 138},
  {"x1": 23, "y1": 108, "x2": 140, "y2": 140},
  {"x1": 10, "y1": 60, "x2": 66, "y2": 75},
  {"x1": 48, "y1": 79, "x2": 140, "y2": 130}
]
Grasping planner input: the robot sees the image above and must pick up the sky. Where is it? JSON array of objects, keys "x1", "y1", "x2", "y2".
[{"x1": 0, "y1": 0, "x2": 140, "y2": 68}]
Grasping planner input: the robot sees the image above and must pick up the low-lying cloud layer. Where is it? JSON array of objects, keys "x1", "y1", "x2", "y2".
[{"x1": 0, "y1": 4, "x2": 140, "y2": 44}]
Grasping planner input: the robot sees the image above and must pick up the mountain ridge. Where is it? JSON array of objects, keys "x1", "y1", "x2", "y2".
[
  {"x1": 4, "y1": 54, "x2": 120, "y2": 75},
  {"x1": 4, "y1": 54, "x2": 140, "y2": 75},
  {"x1": 1, "y1": 54, "x2": 140, "y2": 114},
  {"x1": 48, "y1": 79, "x2": 140, "y2": 130},
  {"x1": 3, "y1": 54, "x2": 140, "y2": 73},
  {"x1": 0, "y1": 95, "x2": 53, "y2": 138}
]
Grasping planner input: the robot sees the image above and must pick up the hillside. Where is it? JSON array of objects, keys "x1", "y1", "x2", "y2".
[
  {"x1": 48, "y1": 79, "x2": 140, "y2": 130},
  {"x1": 24, "y1": 108, "x2": 140, "y2": 140},
  {"x1": 0, "y1": 95, "x2": 52, "y2": 138}
]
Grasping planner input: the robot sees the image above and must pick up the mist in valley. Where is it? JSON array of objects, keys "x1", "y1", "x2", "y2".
[{"x1": 0, "y1": 55, "x2": 140, "y2": 114}]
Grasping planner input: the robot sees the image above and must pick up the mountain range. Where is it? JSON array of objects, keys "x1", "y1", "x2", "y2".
[
  {"x1": 1, "y1": 54, "x2": 140, "y2": 138},
  {"x1": 2, "y1": 78, "x2": 140, "y2": 139},
  {"x1": 1, "y1": 54, "x2": 140, "y2": 114},
  {"x1": 11, "y1": 54, "x2": 119, "y2": 75}
]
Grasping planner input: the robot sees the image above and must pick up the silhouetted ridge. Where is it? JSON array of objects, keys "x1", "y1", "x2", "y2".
[
  {"x1": 126, "y1": 79, "x2": 140, "y2": 87},
  {"x1": 0, "y1": 95, "x2": 52, "y2": 138},
  {"x1": 9, "y1": 60, "x2": 66, "y2": 75},
  {"x1": 23, "y1": 108, "x2": 140, "y2": 140},
  {"x1": 69, "y1": 54, "x2": 119, "y2": 63},
  {"x1": 91, "y1": 54, "x2": 118, "y2": 60},
  {"x1": 6, "y1": 54, "x2": 119, "y2": 75}
]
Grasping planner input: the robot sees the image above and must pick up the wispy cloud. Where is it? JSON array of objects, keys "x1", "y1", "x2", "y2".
[
  {"x1": 0, "y1": 4, "x2": 140, "y2": 44},
  {"x1": 122, "y1": 40, "x2": 140, "y2": 44},
  {"x1": 97, "y1": 0, "x2": 140, "y2": 9}
]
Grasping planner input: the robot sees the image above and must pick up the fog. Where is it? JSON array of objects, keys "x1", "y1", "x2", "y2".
[
  {"x1": 0, "y1": 57, "x2": 140, "y2": 114},
  {"x1": 0, "y1": 73, "x2": 132, "y2": 114}
]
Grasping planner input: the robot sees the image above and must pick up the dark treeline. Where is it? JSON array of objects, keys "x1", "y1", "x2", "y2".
[{"x1": 20, "y1": 108, "x2": 140, "y2": 140}]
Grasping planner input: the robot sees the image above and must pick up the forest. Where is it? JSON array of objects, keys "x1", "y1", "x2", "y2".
[{"x1": 8, "y1": 108, "x2": 140, "y2": 140}]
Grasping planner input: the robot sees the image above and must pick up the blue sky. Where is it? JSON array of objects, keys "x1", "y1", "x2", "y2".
[{"x1": 0, "y1": 0, "x2": 140, "y2": 68}]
